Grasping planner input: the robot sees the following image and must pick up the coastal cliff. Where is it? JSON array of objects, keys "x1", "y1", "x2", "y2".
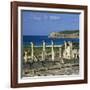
[{"x1": 49, "y1": 30, "x2": 79, "y2": 38}]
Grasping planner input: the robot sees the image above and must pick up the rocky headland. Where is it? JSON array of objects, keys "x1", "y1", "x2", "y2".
[{"x1": 48, "y1": 30, "x2": 79, "y2": 38}]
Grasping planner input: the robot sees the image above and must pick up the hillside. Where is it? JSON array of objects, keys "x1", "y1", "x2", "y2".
[
  {"x1": 49, "y1": 30, "x2": 79, "y2": 38},
  {"x1": 59, "y1": 30, "x2": 79, "y2": 34}
]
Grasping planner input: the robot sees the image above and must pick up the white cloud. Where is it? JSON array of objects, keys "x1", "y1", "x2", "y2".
[
  {"x1": 43, "y1": 15, "x2": 48, "y2": 20},
  {"x1": 33, "y1": 15, "x2": 48, "y2": 20},
  {"x1": 32, "y1": 15, "x2": 61, "y2": 21},
  {"x1": 33, "y1": 16, "x2": 41, "y2": 20},
  {"x1": 49, "y1": 16, "x2": 61, "y2": 20}
]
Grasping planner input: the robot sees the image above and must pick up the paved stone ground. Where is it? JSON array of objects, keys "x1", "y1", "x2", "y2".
[{"x1": 22, "y1": 59, "x2": 79, "y2": 77}]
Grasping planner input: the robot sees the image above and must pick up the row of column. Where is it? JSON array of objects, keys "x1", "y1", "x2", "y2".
[{"x1": 24, "y1": 40, "x2": 62, "y2": 62}]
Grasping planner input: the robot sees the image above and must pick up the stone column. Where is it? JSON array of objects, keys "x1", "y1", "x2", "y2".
[
  {"x1": 43, "y1": 40, "x2": 45, "y2": 51},
  {"x1": 59, "y1": 47, "x2": 62, "y2": 58},
  {"x1": 51, "y1": 40, "x2": 54, "y2": 61},
  {"x1": 68, "y1": 41, "x2": 72, "y2": 59},
  {"x1": 24, "y1": 51, "x2": 28, "y2": 63},
  {"x1": 64, "y1": 41, "x2": 67, "y2": 49},
  {"x1": 42, "y1": 41, "x2": 46, "y2": 60},
  {"x1": 31, "y1": 42, "x2": 34, "y2": 60}
]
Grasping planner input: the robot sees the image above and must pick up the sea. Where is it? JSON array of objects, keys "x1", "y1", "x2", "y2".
[{"x1": 23, "y1": 36, "x2": 79, "y2": 46}]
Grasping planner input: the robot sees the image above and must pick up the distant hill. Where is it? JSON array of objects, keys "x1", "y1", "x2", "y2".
[
  {"x1": 59, "y1": 30, "x2": 79, "y2": 34},
  {"x1": 49, "y1": 30, "x2": 79, "y2": 38}
]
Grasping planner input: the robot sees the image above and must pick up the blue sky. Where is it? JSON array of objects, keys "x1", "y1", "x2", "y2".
[{"x1": 21, "y1": 10, "x2": 80, "y2": 35}]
